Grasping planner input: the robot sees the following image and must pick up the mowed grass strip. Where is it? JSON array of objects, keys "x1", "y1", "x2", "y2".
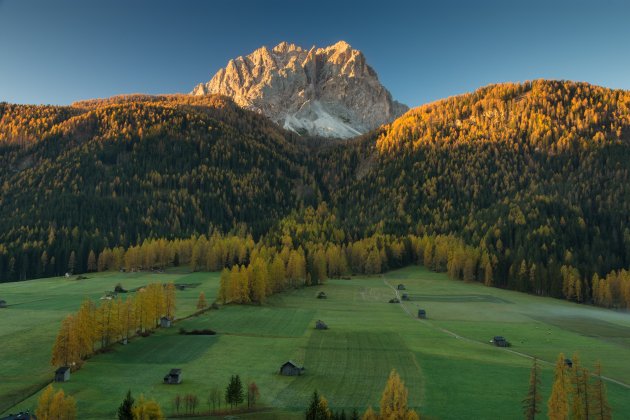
[{"x1": 273, "y1": 331, "x2": 423, "y2": 411}]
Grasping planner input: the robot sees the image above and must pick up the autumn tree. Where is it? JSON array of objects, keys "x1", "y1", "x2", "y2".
[
  {"x1": 247, "y1": 382, "x2": 260, "y2": 408},
  {"x1": 548, "y1": 353, "x2": 570, "y2": 420},
  {"x1": 378, "y1": 369, "x2": 419, "y2": 420},
  {"x1": 132, "y1": 395, "x2": 165, "y2": 420},
  {"x1": 196, "y1": 291, "x2": 208, "y2": 311},
  {"x1": 36, "y1": 385, "x2": 77, "y2": 420},
  {"x1": 523, "y1": 358, "x2": 541, "y2": 420},
  {"x1": 591, "y1": 361, "x2": 611, "y2": 420},
  {"x1": 51, "y1": 314, "x2": 81, "y2": 369},
  {"x1": 306, "y1": 390, "x2": 332, "y2": 420}
]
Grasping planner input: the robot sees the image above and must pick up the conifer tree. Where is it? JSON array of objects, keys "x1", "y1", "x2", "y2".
[
  {"x1": 522, "y1": 357, "x2": 541, "y2": 419},
  {"x1": 548, "y1": 353, "x2": 570, "y2": 420},
  {"x1": 591, "y1": 362, "x2": 611, "y2": 420},
  {"x1": 117, "y1": 390, "x2": 134, "y2": 420}
]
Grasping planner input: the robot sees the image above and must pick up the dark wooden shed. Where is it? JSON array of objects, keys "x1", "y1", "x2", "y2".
[
  {"x1": 317, "y1": 291, "x2": 327, "y2": 299},
  {"x1": 565, "y1": 358, "x2": 573, "y2": 368},
  {"x1": 164, "y1": 368, "x2": 182, "y2": 384},
  {"x1": 54, "y1": 366, "x2": 70, "y2": 382},
  {"x1": 418, "y1": 309, "x2": 426, "y2": 319},
  {"x1": 160, "y1": 316, "x2": 172, "y2": 328},
  {"x1": 401, "y1": 293, "x2": 409, "y2": 301},
  {"x1": 397, "y1": 284, "x2": 406, "y2": 290},
  {"x1": 279, "y1": 361, "x2": 304, "y2": 376},
  {"x1": 315, "y1": 320, "x2": 328, "y2": 330},
  {"x1": 491, "y1": 336, "x2": 510, "y2": 347},
  {"x1": 0, "y1": 300, "x2": 6, "y2": 308}
]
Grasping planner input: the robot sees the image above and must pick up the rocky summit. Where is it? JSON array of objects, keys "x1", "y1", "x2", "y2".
[{"x1": 192, "y1": 41, "x2": 408, "y2": 138}]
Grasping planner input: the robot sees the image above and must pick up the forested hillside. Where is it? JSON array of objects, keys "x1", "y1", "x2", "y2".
[
  {"x1": 0, "y1": 95, "x2": 316, "y2": 280},
  {"x1": 319, "y1": 80, "x2": 630, "y2": 300},
  {"x1": 1, "y1": 80, "x2": 629, "y2": 308}
]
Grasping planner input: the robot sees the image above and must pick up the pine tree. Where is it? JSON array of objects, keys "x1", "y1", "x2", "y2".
[
  {"x1": 225, "y1": 375, "x2": 244, "y2": 409},
  {"x1": 117, "y1": 390, "x2": 134, "y2": 420},
  {"x1": 305, "y1": 390, "x2": 332, "y2": 420},
  {"x1": 523, "y1": 357, "x2": 541, "y2": 419},
  {"x1": 591, "y1": 361, "x2": 611, "y2": 420},
  {"x1": 548, "y1": 353, "x2": 570, "y2": 420}
]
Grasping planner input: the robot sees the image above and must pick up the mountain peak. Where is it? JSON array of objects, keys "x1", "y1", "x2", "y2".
[{"x1": 191, "y1": 41, "x2": 408, "y2": 138}]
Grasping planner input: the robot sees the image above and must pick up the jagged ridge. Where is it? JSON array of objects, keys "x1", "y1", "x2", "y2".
[{"x1": 192, "y1": 41, "x2": 408, "y2": 138}]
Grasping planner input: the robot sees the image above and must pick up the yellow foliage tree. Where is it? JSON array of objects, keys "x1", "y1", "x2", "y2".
[
  {"x1": 36, "y1": 385, "x2": 77, "y2": 420},
  {"x1": 548, "y1": 353, "x2": 570, "y2": 420},
  {"x1": 196, "y1": 291, "x2": 208, "y2": 310},
  {"x1": 132, "y1": 394, "x2": 165, "y2": 420},
  {"x1": 51, "y1": 314, "x2": 81, "y2": 369},
  {"x1": 379, "y1": 369, "x2": 420, "y2": 420}
]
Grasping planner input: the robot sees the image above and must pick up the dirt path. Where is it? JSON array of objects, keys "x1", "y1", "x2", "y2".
[{"x1": 382, "y1": 277, "x2": 630, "y2": 390}]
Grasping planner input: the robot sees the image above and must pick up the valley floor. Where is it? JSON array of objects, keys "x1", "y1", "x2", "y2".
[{"x1": 1, "y1": 266, "x2": 630, "y2": 419}]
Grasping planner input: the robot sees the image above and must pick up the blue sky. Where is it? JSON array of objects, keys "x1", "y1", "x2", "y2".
[{"x1": 0, "y1": 0, "x2": 629, "y2": 107}]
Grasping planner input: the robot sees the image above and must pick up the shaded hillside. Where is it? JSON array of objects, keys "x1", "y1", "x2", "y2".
[
  {"x1": 0, "y1": 95, "x2": 316, "y2": 280},
  {"x1": 318, "y1": 80, "x2": 630, "y2": 297}
]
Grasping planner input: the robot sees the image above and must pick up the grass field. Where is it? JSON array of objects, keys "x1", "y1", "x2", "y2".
[{"x1": 1, "y1": 266, "x2": 630, "y2": 419}]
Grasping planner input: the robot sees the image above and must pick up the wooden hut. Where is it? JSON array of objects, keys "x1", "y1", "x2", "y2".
[
  {"x1": 418, "y1": 309, "x2": 426, "y2": 319},
  {"x1": 317, "y1": 291, "x2": 327, "y2": 299},
  {"x1": 160, "y1": 317, "x2": 172, "y2": 328},
  {"x1": 401, "y1": 293, "x2": 409, "y2": 301},
  {"x1": 565, "y1": 358, "x2": 573, "y2": 368},
  {"x1": 397, "y1": 284, "x2": 406, "y2": 290},
  {"x1": 315, "y1": 320, "x2": 328, "y2": 330},
  {"x1": 279, "y1": 361, "x2": 304, "y2": 376},
  {"x1": 163, "y1": 368, "x2": 182, "y2": 384},
  {"x1": 54, "y1": 366, "x2": 70, "y2": 382},
  {"x1": 491, "y1": 336, "x2": 510, "y2": 347},
  {"x1": 0, "y1": 300, "x2": 7, "y2": 308}
]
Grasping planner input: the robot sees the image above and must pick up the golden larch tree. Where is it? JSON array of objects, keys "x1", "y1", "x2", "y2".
[{"x1": 548, "y1": 353, "x2": 570, "y2": 420}]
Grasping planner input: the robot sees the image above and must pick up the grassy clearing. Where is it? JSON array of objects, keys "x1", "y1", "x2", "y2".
[{"x1": 1, "y1": 266, "x2": 630, "y2": 419}]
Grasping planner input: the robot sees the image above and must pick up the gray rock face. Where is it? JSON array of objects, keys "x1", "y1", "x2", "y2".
[{"x1": 192, "y1": 41, "x2": 408, "y2": 138}]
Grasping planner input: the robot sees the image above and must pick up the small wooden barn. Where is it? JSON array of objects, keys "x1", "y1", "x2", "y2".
[
  {"x1": 315, "y1": 320, "x2": 328, "y2": 330},
  {"x1": 389, "y1": 297, "x2": 400, "y2": 303},
  {"x1": 317, "y1": 291, "x2": 327, "y2": 299},
  {"x1": 397, "y1": 284, "x2": 406, "y2": 290},
  {"x1": 54, "y1": 366, "x2": 70, "y2": 382},
  {"x1": 565, "y1": 358, "x2": 573, "y2": 368},
  {"x1": 401, "y1": 293, "x2": 409, "y2": 301},
  {"x1": 160, "y1": 317, "x2": 172, "y2": 328},
  {"x1": 279, "y1": 361, "x2": 304, "y2": 376},
  {"x1": 491, "y1": 336, "x2": 510, "y2": 347},
  {"x1": 163, "y1": 368, "x2": 182, "y2": 384},
  {"x1": 0, "y1": 300, "x2": 7, "y2": 308},
  {"x1": 418, "y1": 309, "x2": 427, "y2": 319}
]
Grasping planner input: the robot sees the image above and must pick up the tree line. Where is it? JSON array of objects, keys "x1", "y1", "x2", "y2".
[
  {"x1": 51, "y1": 282, "x2": 176, "y2": 371},
  {"x1": 523, "y1": 354, "x2": 611, "y2": 419}
]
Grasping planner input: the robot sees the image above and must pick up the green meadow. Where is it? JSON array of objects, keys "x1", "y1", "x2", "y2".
[{"x1": 1, "y1": 266, "x2": 630, "y2": 419}]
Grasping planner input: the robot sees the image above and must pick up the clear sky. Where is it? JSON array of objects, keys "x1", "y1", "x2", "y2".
[{"x1": 1, "y1": 0, "x2": 629, "y2": 107}]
